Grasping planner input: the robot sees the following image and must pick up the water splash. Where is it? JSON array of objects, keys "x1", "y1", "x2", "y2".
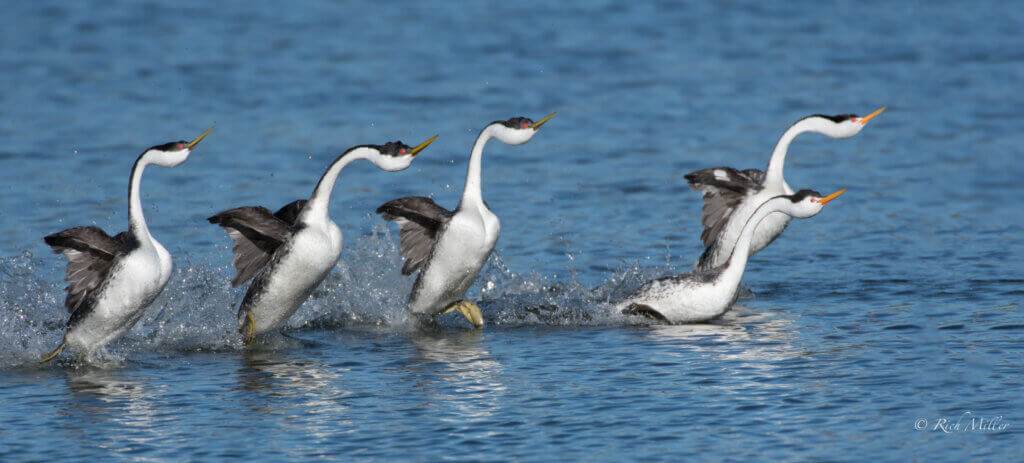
[
  {"x1": 0, "y1": 251, "x2": 67, "y2": 365},
  {"x1": 0, "y1": 225, "x2": 676, "y2": 368}
]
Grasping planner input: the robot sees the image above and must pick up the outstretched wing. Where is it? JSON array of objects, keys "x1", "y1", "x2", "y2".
[
  {"x1": 43, "y1": 226, "x2": 131, "y2": 313},
  {"x1": 208, "y1": 205, "x2": 296, "y2": 286},
  {"x1": 273, "y1": 199, "x2": 308, "y2": 226},
  {"x1": 683, "y1": 167, "x2": 765, "y2": 247},
  {"x1": 376, "y1": 196, "x2": 454, "y2": 275}
]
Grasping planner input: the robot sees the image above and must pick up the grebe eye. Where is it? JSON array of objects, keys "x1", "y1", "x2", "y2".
[
  {"x1": 177, "y1": 144, "x2": 183, "y2": 150},
  {"x1": 522, "y1": 123, "x2": 529, "y2": 128},
  {"x1": 400, "y1": 149, "x2": 406, "y2": 154}
]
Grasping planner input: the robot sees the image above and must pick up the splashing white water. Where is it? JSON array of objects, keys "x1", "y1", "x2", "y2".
[{"x1": 0, "y1": 225, "x2": 673, "y2": 367}]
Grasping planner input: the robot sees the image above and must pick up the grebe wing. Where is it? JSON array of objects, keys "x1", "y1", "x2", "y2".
[
  {"x1": 376, "y1": 196, "x2": 454, "y2": 275},
  {"x1": 43, "y1": 226, "x2": 130, "y2": 313},
  {"x1": 684, "y1": 167, "x2": 765, "y2": 246},
  {"x1": 208, "y1": 205, "x2": 294, "y2": 287},
  {"x1": 272, "y1": 199, "x2": 308, "y2": 226}
]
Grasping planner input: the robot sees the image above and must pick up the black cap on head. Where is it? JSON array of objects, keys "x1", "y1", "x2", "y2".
[
  {"x1": 372, "y1": 141, "x2": 414, "y2": 157},
  {"x1": 496, "y1": 117, "x2": 534, "y2": 129},
  {"x1": 789, "y1": 189, "x2": 824, "y2": 202},
  {"x1": 805, "y1": 114, "x2": 857, "y2": 123},
  {"x1": 149, "y1": 140, "x2": 189, "y2": 152}
]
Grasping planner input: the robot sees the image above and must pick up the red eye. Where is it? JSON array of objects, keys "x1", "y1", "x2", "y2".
[
  {"x1": 177, "y1": 144, "x2": 183, "y2": 150},
  {"x1": 522, "y1": 123, "x2": 529, "y2": 128},
  {"x1": 400, "y1": 149, "x2": 406, "y2": 154}
]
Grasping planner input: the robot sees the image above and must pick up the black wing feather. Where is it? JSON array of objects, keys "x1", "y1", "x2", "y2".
[
  {"x1": 376, "y1": 196, "x2": 454, "y2": 275},
  {"x1": 43, "y1": 226, "x2": 129, "y2": 313},
  {"x1": 273, "y1": 199, "x2": 308, "y2": 226},
  {"x1": 208, "y1": 205, "x2": 295, "y2": 287},
  {"x1": 684, "y1": 167, "x2": 766, "y2": 247}
]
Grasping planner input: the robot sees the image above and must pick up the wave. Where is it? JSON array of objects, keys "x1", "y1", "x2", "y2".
[{"x1": 0, "y1": 225, "x2": 676, "y2": 368}]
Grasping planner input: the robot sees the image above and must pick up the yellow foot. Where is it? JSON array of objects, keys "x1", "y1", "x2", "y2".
[
  {"x1": 39, "y1": 337, "x2": 67, "y2": 364},
  {"x1": 239, "y1": 313, "x2": 256, "y2": 346},
  {"x1": 439, "y1": 300, "x2": 484, "y2": 328}
]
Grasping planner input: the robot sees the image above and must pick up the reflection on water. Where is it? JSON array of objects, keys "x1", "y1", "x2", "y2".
[
  {"x1": 407, "y1": 330, "x2": 507, "y2": 424},
  {"x1": 62, "y1": 367, "x2": 167, "y2": 453},
  {"x1": 235, "y1": 347, "x2": 352, "y2": 443},
  {"x1": 1, "y1": 0, "x2": 1023, "y2": 458},
  {"x1": 641, "y1": 305, "x2": 806, "y2": 390}
]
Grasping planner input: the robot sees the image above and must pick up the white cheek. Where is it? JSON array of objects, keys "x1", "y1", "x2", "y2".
[
  {"x1": 496, "y1": 127, "x2": 535, "y2": 145},
  {"x1": 379, "y1": 156, "x2": 413, "y2": 171},
  {"x1": 158, "y1": 150, "x2": 191, "y2": 167},
  {"x1": 793, "y1": 202, "x2": 820, "y2": 218},
  {"x1": 514, "y1": 130, "x2": 536, "y2": 145},
  {"x1": 842, "y1": 122, "x2": 864, "y2": 138}
]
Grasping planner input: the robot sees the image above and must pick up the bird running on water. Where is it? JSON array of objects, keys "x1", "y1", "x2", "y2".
[
  {"x1": 209, "y1": 136, "x2": 436, "y2": 345},
  {"x1": 41, "y1": 127, "x2": 213, "y2": 363},
  {"x1": 377, "y1": 112, "x2": 556, "y2": 328},
  {"x1": 619, "y1": 188, "x2": 845, "y2": 324},
  {"x1": 685, "y1": 107, "x2": 883, "y2": 271}
]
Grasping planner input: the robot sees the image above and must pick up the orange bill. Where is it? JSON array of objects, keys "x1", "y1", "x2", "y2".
[
  {"x1": 815, "y1": 188, "x2": 847, "y2": 206},
  {"x1": 858, "y1": 107, "x2": 886, "y2": 125}
]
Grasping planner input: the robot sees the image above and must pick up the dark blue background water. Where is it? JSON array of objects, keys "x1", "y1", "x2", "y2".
[{"x1": 2, "y1": 1, "x2": 1022, "y2": 460}]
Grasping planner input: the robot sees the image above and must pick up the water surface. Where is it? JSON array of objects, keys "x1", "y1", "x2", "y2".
[{"x1": 1, "y1": 0, "x2": 1023, "y2": 460}]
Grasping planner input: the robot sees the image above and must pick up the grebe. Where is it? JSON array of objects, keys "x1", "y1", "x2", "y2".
[
  {"x1": 620, "y1": 189, "x2": 845, "y2": 324},
  {"x1": 377, "y1": 113, "x2": 555, "y2": 328},
  {"x1": 685, "y1": 108, "x2": 882, "y2": 270},
  {"x1": 41, "y1": 127, "x2": 213, "y2": 363},
  {"x1": 209, "y1": 136, "x2": 436, "y2": 344}
]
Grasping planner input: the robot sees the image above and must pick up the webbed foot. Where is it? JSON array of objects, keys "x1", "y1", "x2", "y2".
[
  {"x1": 39, "y1": 336, "x2": 67, "y2": 364},
  {"x1": 439, "y1": 300, "x2": 484, "y2": 328},
  {"x1": 239, "y1": 313, "x2": 256, "y2": 346}
]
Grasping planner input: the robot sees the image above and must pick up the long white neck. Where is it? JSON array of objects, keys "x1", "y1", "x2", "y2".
[
  {"x1": 128, "y1": 155, "x2": 154, "y2": 244},
  {"x1": 719, "y1": 197, "x2": 792, "y2": 282},
  {"x1": 459, "y1": 125, "x2": 496, "y2": 209},
  {"x1": 302, "y1": 148, "x2": 370, "y2": 223},
  {"x1": 764, "y1": 117, "x2": 834, "y2": 188}
]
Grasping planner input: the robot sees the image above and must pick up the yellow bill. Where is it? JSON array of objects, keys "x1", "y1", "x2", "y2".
[
  {"x1": 409, "y1": 134, "x2": 438, "y2": 156},
  {"x1": 187, "y1": 126, "x2": 215, "y2": 150},
  {"x1": 531, "y1": 112, "x2": 556, "y2": 130}
]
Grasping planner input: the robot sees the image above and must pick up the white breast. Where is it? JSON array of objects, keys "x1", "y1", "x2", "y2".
[
  {"x1": 409, "y1": 206, "x2": 499, "y2": 315},
  {"x1": 65, "y1": 240, "x2": 170, "y2": 353},
  {"x1": 620, "y1": 276, "x2": 738, "y2": 324},
  {"x1": 245, "y1": 222, "x2": 343, "y2": 333}
]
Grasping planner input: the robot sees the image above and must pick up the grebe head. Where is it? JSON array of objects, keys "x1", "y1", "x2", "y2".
[
  {"x1": 143, "y1": 126, "x2": 213, "y2": 167},
  {"x1": 360, "y1": 134, "x2": 437, "y2": 172},
  {"x1": 803, "y1": 107, "x2": 885, "y2": 139},
  {"x1": 785, "y1": 188, "x2": 847, "y2": 218},
  {"x1": 488, "y1": 112, "x2": 556, "y2": 145}
]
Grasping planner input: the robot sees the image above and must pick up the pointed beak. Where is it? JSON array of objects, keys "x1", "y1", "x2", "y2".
[
  {"x1": 815, "y1": 188, "x2": 846, "y2": 206},
  {"x1": 531, "y1": 112, "x2": 556, "y2": 130},
  {"x1": 858, "y1": 107, "x2": 886, "y2": 125},
  {"x1": 408, "y1": 134, "x2": 438, "y2": 156},
  {"x1": 187, "y1": 126, "x2": 214, "y2": 150}
]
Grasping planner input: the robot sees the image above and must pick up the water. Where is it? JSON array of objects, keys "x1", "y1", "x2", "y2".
[{"x1": 2, "y1": 0, "x2": 1023, "y2": 460}]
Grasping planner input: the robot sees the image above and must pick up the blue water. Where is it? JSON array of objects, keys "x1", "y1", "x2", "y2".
[{"x1": 2, "y1": 0, "x2": 1023, "y2": 460}]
